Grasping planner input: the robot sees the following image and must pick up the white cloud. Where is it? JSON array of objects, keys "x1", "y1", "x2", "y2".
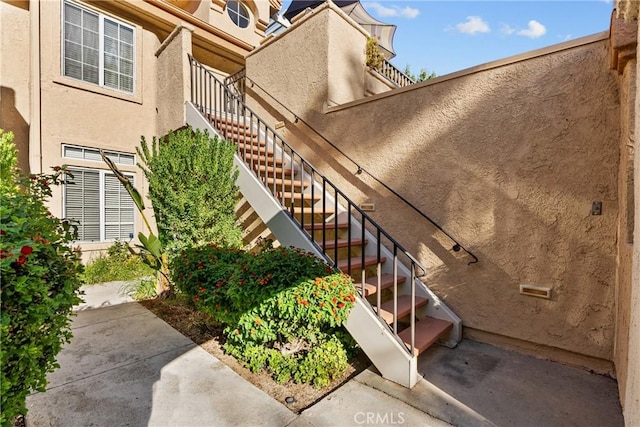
[
  {"x1": 368, "y1": 2, "x2": 420, "y2": 19},
  {"x1": 517, "y1": 20, "x2": 547, "y2": 38},
  {"x1": 455, "y1": 16, "x2": 490, "y2": 35},
  {"x1": 500, "y1": 24, "x2": 515, "y2": 35},
  {"x1": 399, "y1": 6, "x2": 420, "y2": 19}
]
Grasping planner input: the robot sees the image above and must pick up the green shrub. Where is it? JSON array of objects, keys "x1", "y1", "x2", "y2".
[
  {"x1": 82, "y1": 240, "x2": 154, "y2": 285},
  {"x1": 0, "y1": 132, "x2": 83, "y2": 425},
  {"x1": 119, "y1": 278, "x2": 157, "y2": 301},
  {"x1": 0, "y1": 129, "x2": 18, "y2": 193},
  {"x1": 137, "y1": 127, "x2": 242, "y2": 255},
  {"x1": 171, "y1": 244, "x2": 357, "y2": 388}
]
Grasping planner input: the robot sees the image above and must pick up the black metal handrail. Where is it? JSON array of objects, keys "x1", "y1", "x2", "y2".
[
  {"x1": 189, "y1": 55, "x2": 429, "y2": 354},
  {"x1": 377, "y1": 60, "x2": 415, "y2": 88},
  {"x1": 224, "y1": 68, "x2": 246, "y2": 105},
  {"x1": 238, "y1": 72, "x2": 478, "y2": 265}
]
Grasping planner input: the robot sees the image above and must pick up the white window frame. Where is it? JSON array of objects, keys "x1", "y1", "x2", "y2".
[
  {"x1": 64, "y1": 167, "x2": 136, "y2": 243},
  {"x1": 61, "y1": 0, "x2": 136, "y2": 94},
  {"x1": 61, "y1": 144, "x2": 136, "y2": 166}
]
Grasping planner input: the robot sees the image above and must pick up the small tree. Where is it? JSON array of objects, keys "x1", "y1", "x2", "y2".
[
  {"x1": 137, "y1": 127, "x2": 242, "y2": 254},
  {"x1": 1, "y1": 130, "x2": 83, "y2": 425},
  {"x1": 404, "y1": 65, "x2": 437, "y2": 82}
]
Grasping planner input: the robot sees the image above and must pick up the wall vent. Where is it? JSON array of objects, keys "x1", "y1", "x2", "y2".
[
  {"x1": 360, "y1": 203, "x2": 375, "y2": 212},
  {"x1": 520, "y1": 285, "x2": 552, "y2": 299}
]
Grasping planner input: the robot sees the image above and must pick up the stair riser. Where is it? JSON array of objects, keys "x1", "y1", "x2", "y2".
[
  {"x1": 307, "y1": 228, "x2": 345, "y2": 242},
  {"x1": 244, "y1": 157, "x2": 289, "y2": 168},
  {"x1": 343, "y1": 265, "x2": 384, "y2": 282},
  {"x1": 254, "y1": 166, "x2": 294, "y2": 177},
  {"x1": 292, "y1": 211, "x2": 333, "y2": 223},
  {"x1": 325, "y1": 245, "x2": 366, "y2": 261},
  {"x1": 277, "y1": 197, "x2": 324, "y2": 210},
  {"x1": 219, "y1": 129, "x2": 256, "y2": 139},
  {"x1": 232, "y1": 136, "x2": 265, "y2": 146}
]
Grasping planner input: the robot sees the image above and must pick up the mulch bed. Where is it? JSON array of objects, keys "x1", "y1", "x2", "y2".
[{"x1": 140, "y1": 298, "x2": 370, "y2": 413}]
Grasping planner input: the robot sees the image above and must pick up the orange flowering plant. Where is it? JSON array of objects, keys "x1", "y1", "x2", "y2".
[{"x1": 170, "y1": 243, "x2": 358, "y2": 387}]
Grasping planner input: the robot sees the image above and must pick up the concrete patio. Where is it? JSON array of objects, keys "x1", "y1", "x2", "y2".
[{"x1": 25, "y1": 283, "x2": 624, "y2": 426}]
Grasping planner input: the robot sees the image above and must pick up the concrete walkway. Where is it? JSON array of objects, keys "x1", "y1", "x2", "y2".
[
  {"x1": 25, "y1": 284, "x2": 449, "y2": 427},
  {"x1": 26, "y1": 284, "x2": 624, "y2": 426}
]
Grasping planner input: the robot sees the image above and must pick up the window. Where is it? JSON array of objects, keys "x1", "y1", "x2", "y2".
[
  {"x1": 62, "y1": 145, "x2": 135, "y2": 165},
  {"x1": 64, "y1": 169, "x2": 135, "y2": 242},
  {"x1": 227, "y1": 1, "x2": 250, "y2": 29},
  {"x1": 63, "y1": 1, "x2": 135, "y2": 93}
]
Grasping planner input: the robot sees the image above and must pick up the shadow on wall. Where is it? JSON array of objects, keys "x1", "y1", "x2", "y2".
[
  {"x1": 4, "y1": 0, "x2": 29, "y2": 10},
  {"x1": 248, "y1": 39, "x2": 619, "y2": 365},
  {"x1": 1, "y1": 86, "x2": 30, "y2": 175},
  {"x1": 315, "y1": 43, "x2": 618, "y2": 362}
]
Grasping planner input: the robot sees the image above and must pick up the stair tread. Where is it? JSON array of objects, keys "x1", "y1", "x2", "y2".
[
  {"x1": 240, "y1": 146, "x2": 276, "y2": 156},
  {"x1": 254, "y1": 164, "x2": 294, "y2": 175},
  {"x1": 304, "y1": 221, "x2": 349, "y2": 230},
  {"x1": 291, "y1": 205, "x2": 336, "y2": 215},
  {"x1": 337, "y1": 255, "x2": 385, "y2": 271},
  {"x1": 277, "y1": 191, "x2": 322, "y2": 202},
  {"x1": 218, "y1": 126, "x2": 256, "y2": 136},
  {"x1": 322, "y1": 238, "x2": 367, "y2": 250},
  {"x1": 231, "y1": 135, "x2": 265, "y2": 146},
  {"x1": 379, "y1": 295, "x2": 428, "y2": 324},
  {"x1": 209, "y1": 115, "x2": 252, "y2": 126},
  {"x1": 358, "y1": 273, "x2": 406, "y2": 296},
  {"x1": 398, "y1": 316, "x2": 453, "y2": 355},
  {"x1": 244, "y1": 153, "x2": 285, "y2": 166},
  {"x1": 263, "y1": 176, "x2": 307, "y2": 188}
]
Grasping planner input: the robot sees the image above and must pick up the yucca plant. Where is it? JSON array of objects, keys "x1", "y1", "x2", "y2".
[{"x1": 100, "y1": 151, "x2": 172, "y2": 296}]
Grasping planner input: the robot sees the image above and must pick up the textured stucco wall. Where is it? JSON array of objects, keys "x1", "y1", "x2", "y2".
[
  {"x1": 326, "y1": 10, "x2": 366, "y2": 106},
  {"x1": 365, "y1": 69, "x2": 396, "y2": 97},
  {"x1": 156, "y1": 25, "x2": 193, "y2": 137},
  {"x1": 0, "y1": 0, "x2": 31, "y2": 174},
  {"x1": 623, "y1": 15, "x2": 640, "y2": 425},
  {"x1": 38, "y1": 0, "x2": 161, "y2": 260},
  {"x1": 5, "y1": 0, "x2": 258, "y2": 262},
  {"x1": 614, "y1": 53, "x2": 635, "y2": 406},
  {"x1": 247, "y1": 6, "x2": 621, "y2": 369}
]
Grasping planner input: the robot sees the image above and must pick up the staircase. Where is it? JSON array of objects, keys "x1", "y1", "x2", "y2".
[{"x1": 187, "y1": 55, "x2": 461, "y2": 388}]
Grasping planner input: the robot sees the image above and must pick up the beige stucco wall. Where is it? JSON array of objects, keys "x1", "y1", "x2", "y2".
[
  {"x1": 624, "y1": 13, "x2": 640, "y2": 425},
  {"x1": 37, "y1": 0, "x2": 161, "y2": 260},
  {"x1": 0, "y1": 0, "x2": 31, "y2": 174},
  {"x1": 156, "y1": 24, "x2": 193, "y2": 137},
  {"x1": 365, "y1": 68, "x2": 396, "y2": 97},
  {"x1": 614, "y1": 48, "x2": 636, "y2": 407},
  {"x1": 3, "y1": 0, "x2": 258, "y2": 262},
  {"x1": 246, "y1": 4, "x2": 621, "y2": 370}
]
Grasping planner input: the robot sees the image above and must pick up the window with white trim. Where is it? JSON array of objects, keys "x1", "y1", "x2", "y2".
[
  {"x1": 62, "y1": 144, "x2": 135, "y2": 165},
  {"x1": 63, "y1": 1, "x2": 135, "y2": 93},
  {"x1": 64, "y1": 168, "x2": 135, "y2": 242},
  {"x1": 227, "y1": 1, "x2": 250, "y2": 29}
]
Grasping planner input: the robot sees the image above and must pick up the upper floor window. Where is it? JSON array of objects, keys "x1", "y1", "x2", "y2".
[
  {"x1": 227, "y1": 1, "x2": 250, "y2": 29},
  {"x1": 63, "y1": 1, "x2": 135, "y2": 93}
]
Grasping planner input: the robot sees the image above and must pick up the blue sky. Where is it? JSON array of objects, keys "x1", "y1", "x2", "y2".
[{"x1": 281, "y1": 1, "x2": 614, "y2": 76}]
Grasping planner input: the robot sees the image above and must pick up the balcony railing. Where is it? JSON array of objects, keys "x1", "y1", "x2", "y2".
[{"x1": 377, "y1": 60, "x2": 415, "y2": 88}]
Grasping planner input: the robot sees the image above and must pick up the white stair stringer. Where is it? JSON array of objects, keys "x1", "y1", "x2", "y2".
[
  {"x1": 187, "y1": 103, "x2": 319, "y2": 253},
  {"x1": 185, "y1": 101, "x2": 454, "y2": 388}
]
